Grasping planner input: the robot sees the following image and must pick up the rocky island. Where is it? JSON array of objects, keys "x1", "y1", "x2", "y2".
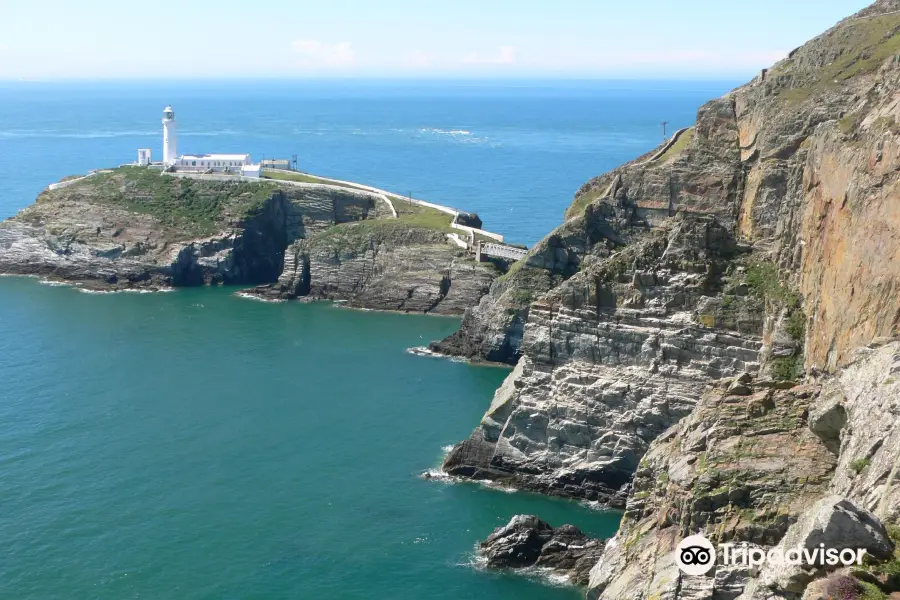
[
  {"x1": 432, "y1": 1, "x2": 900, "y2": 598},
  {"x1": 0, "y1": 166, "x2": 505, "y2": 314}
]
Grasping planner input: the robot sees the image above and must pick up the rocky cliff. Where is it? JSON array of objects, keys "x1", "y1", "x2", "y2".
[
  {"x1": 0, "y1": 167, "x2": 498, "y2": 314},
  {"x1": 439, "y1": 1, "x2": 900, "y2": 597}
]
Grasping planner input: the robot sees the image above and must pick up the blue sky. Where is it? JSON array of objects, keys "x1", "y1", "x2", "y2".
[{"x1": 0, "y1": 0, "x2": 873, "y2": 79}]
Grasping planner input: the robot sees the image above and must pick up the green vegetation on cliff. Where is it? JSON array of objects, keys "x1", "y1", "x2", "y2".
[
  {"x1": 261, "y1": 169, "x2": 364, "y2": 190},
  {"x1": 566, "y1": 181, "x2": 609, "y2": 220},
  {"x1": 774, "y1": 13, "x2": 900, "y2": 103},
  {"x1": 40, "y1": 166, "x2": 278, "y2": 237},
  {"x1": 261, "y1": 168, "x2": 455, "y2": 231},
  {"x1": 389, "y1": 197, "x2": 455, "y2": 231},
  {"x1": 305, "y1": 219, "x2": 450, "y2": 254},
  {"x1": 657, "y1": 127, "x2": 695, "y2": 162}
]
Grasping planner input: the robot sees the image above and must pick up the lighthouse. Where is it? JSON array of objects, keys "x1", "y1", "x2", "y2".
[{"x1": 162, "y1": 106, "x2": 177, "y2": 165}]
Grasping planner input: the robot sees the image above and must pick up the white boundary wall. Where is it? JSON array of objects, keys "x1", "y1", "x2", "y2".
[
  {"x1": 47, "y1": 170, "x2": 101, "y2": 191},
  {"x1": 265, "y1": 169, "x2": 505, "y2": 242}
]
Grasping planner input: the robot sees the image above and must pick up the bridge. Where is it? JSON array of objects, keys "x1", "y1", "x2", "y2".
[{"x1": 476, "y1": 241, "x2": 528, "y2": 262}]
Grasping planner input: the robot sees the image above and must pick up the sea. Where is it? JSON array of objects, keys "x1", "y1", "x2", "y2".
[{"x1": 0, "y1": 79, "x2": 736, "y2": 599}]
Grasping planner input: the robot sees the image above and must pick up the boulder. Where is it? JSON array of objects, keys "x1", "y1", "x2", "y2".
[
  {"x1": 479, "y1": 514, "x2": 605, "y2": 586},
  {"x1": 749, "y1": 497, "x2": 894, "y2": 595},
  {"x1": 807, "y1": 386, "x2": 847, "y2": 454}
]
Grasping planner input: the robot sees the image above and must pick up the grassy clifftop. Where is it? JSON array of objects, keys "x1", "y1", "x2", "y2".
[
  {"x1": 36, "y1": 167, "x2": 279, "y2": 237},
  {"x1": 32, "y1": 166, "x2": 459, "y2": 241}
]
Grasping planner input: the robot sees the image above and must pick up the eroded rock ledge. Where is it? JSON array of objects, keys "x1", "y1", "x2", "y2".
[{"x1": 443, "y1": 215, "x2": 765, "y2": 505}]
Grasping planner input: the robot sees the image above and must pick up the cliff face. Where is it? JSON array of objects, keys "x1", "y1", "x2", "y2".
[
  {"x1": 268, "y1": 223, "x2": 496, "y2": 315},
  {"x1": 0, "y1": 168, "x2": 497, "y2": 314},
  {"x1": 587, "y1": 341, "x2": 900, "y2": 600},
  {"x1": 443, "y1": 215, "x2": 764, "y2": 503},
  {"x1": 439, "y1": 1, "x2": 900, "y2": 597}
]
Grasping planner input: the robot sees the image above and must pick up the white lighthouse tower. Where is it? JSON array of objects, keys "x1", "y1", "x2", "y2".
[{"x1": 162, "y1": 106, "x2": 178, "y2": 165}]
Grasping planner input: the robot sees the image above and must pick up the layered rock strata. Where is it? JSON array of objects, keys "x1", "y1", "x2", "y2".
[
  {"x1": 587, "y1": 343, "x2": 900, "y2": 599},
  {"x1": 443, "y1": 216, "x2": 765, "y2": 504}
]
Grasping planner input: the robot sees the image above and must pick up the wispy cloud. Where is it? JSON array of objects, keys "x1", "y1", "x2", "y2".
[
  {"x1": 462, "y1": 46, "x2": 516, "y2": 65},
  {"x1": 290, "y1": 39, "x2": 355, "y2": 67}
]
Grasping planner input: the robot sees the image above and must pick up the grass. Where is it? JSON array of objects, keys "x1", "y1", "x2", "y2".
[
  {"x1": 859, "y1": 580, "x2": 888, "y2": 600},
  {"x1": 785, "y1": 309, "x2": 807, "y2": 340},
  {"x1": 850, "y1": 457, "x2": 871, "y2": 474},
  {"x1": 303, "y1": 195, "x2": 457, "y2": 253},
  {"x1": 566, "y1": 183, "x2": 610, "y2": 220},
  {"x1": 387, "y1": 196, "x2": 455, "y2": 232},
  {"x1": 262, "y1": 169, "x2": 456, "y2": 232},
  {"x1": 775, "y1": 14, "x2": 900, "y2": 104},
  {"x1": 305, "y1": 218, "x2": 449, "y2": 254},
  {"x1": 772, "y1": 356, "x2": 803, "y2": 381},
  {"x1": 745, "y1": 261, "x2": 802, "y2": 310},
  {"x1": 260, "y1": 169, "x2": 365, "y2": 190},
  {"x1": 50, "y1": 166, "x2": 278, "y2": 237},
  {"x1": 657, "y1": 128, "x2": 695, "y2": 162}
]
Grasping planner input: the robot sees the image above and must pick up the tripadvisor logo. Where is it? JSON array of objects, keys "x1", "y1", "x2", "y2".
[
  {"x1": 676, "y1": 535, "x2": 717, "y2": 575},
  {"x1": 675, "y1": 534, "x2": 868, "y2": 576}
]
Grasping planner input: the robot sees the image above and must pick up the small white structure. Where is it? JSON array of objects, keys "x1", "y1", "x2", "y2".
[
  {"x1": 162, "y1": 106, "x2": 177, "y2": 165},
  {"x1": 137, "y1": 148, "x2": 152, "y2": 166},
  {"x1": 241, "y1": 164, "x2": 261, "y2": 178}
]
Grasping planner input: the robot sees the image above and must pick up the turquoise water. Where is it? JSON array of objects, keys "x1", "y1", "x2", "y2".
[
  {"x1": 0, "y1": 280, "x2": 618, "y2": 599},
  {"x1": 0, "y1": 80, "x2": 736, "y2": 598}
]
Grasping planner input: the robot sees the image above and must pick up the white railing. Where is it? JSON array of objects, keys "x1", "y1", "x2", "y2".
[{"x1": 480, "y1": 242, "x2": 528, "y2": 261}]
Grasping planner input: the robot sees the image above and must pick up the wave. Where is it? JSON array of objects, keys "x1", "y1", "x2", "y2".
[
  {"x1": 406, "y1": 346, "x2": 469, "y2": 362},
  {"x1": 419, "y1": 128, "x2": 472, "y2": 136},
  {"x1": 458, "y1": 553, "x2": 573, "y2": 588},
  {"x1": 419, "y1": 467, "x2": 518, "y2": 494},
  {"x1": 416, "y1": 128, "x2": 491, "y2": 145},
  {"x1": 234, "y1": 291, "x2": 286, "y2": 303},
  {"x1": 76, "y1": 286, "x2": 174, "y2": 294}
]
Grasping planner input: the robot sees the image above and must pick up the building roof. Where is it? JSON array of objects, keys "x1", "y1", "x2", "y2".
[{"x1": 179, "y1": 154, "x2": 250, "y2": 161}]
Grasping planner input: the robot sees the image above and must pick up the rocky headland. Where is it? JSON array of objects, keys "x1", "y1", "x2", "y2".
[
  {"x1": 443, "y1": 1, "x2": 900, "y2": 597},
  {"x1": 0, "y1": 167, "x2": 502, "y2": 314}
]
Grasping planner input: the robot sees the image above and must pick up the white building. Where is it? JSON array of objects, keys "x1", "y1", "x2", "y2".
[
  {"x1": 162, "y1": 106, "x2": 177, "y2": 165},
  {"x1": 176, "y1": 153, "x2": 251, "y2": 170},
  {"x1": 144, "y1": 106, "x2": 261, "y2": 178}
]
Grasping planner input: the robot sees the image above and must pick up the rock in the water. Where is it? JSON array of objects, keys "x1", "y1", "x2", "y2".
[{"x1": 479, "y1": 515, "x2": 605, "y2": 586}]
